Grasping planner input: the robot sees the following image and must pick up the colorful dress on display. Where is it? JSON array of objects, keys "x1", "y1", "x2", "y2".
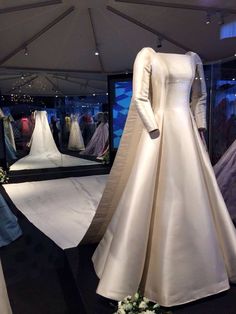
[
  {"x1": 214, "y1": 139, "x2": 236, "y2": 221},
  {"x1": 83, "y1": 48, "x2": 236, "y2": 306},
  {"x1": 0, "y1": 109, "x2": 17, "y2": 161},
  {"x1": 68, "y1": 115, "x2": 85, "y2": 151},
  {"x1": 0, "y1": 260, "x2": 12, "y2": 314},
  {"x1": 80, "y1": 115, "x2": 96, "y2": 146},
  {"x1": 0, "y1": 194, "x2": 22, "y2": 247},
  {"x1": 81, "y1": 113, "x2": 109, "y2": 156},
  {"x1": 0, "y1": 110, "x2": 16, "y2": 151}
]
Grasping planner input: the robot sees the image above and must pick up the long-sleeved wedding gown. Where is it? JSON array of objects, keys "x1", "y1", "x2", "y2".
[{"x1": 83, "y1": 48, "x2": 236, "y2": 306}]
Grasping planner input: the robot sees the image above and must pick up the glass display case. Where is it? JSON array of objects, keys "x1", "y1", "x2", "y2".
[{"x1": 0, "y1": 94, "x2": 110, "y2": 177}]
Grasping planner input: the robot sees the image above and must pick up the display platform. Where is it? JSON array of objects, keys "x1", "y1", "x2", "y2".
[
  {"x1": 1, "y1": 185, "x2": 236, "y2": 314},
  {"x1": 3, "y1": 175, "x2": 108, "y2": 249},
  {"x1": 9, "y1": 154, "x2": 98, "y2": 171}
]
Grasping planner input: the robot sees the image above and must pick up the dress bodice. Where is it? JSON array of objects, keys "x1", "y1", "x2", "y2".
[
  {"x1": 154, "y1": 53, "x2": 193, "y2": 83},
  {"x1": 132, "y1": 47, "x2": 207, "y2": 133},
  {"x1": 152, "y1": 53, "x2": 194, "y2": 110}
]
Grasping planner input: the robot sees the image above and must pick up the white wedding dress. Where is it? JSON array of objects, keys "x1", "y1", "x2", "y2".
[
  {"x1": 84, "y1": 48, "x2": 236, "y2": 306},
  {"x1": 0, "y1": 261, "x2": 12, "y2": 314},
  {"x1": 68, "y1": 115, "x2": 85, "y2": 151},
  {"x1": 10, "y1": 111, "x2": 97, "y2": 170}
]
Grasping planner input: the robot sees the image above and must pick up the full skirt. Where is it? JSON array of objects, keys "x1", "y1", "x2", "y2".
[{"x1": 93, "y1": 107, "x2": 236, "y2": 306}]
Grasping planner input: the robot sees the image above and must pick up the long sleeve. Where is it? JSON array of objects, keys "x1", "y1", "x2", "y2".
[
  {"x1": 190, "y1": 54, "x2": 207, "y2": 130},
  {"x1": 132, "y1": 47, "x2": 159, "y2": 133}
]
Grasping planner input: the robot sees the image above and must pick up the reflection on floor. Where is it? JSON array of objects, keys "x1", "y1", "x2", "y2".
[{"x1": 3, "y1": 175, "x2": 107, "y2": 249}]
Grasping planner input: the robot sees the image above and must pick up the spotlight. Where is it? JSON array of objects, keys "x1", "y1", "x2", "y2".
[
  {"x1": 28, "y1": 83, "x2": 32, "y2": 87},
  {"x1": 106, "y1": 92, "x2": 108, "y2": 96},
  {"x1": 157, "y1": 37, "x2": 162, "y2": 48},
  {"x1": 206, "y1": 12, "x2": 211, "y2": 24},
  {"x1": 24, "y1": 46, "x2": 29, "y2": 56},
  {"x1": 232, "y1": 78, "x2": 235, "y2": 81},
  {"x1": 93, "y1": 93, "x2": 96, "y2": 96},
  {"x1": 234, "y1": 53, "x2": 236, "y2": 57},
  {"x1": 95, "y1": 51, "x2": 99, "y2": 56},
  {"x1": 21, "y1": 74, "x2": 24, "y2": 80}
]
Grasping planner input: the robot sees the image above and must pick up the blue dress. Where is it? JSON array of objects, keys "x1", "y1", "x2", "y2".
[{"x1": 0, "y1": 194, "x2": 22, "y2": 247}]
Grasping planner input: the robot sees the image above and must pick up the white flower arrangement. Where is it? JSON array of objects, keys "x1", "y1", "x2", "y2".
[
  {"x1": 114, "y1": 292, "x2": 172, "y2": 314},
  {"x1": 0, "y1": 167, "x2": 9, "y2": 184}
]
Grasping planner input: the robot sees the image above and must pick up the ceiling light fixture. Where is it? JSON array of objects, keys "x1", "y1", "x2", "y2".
[
  {"x1": 24, "y1": 46, "x2": 29, "y2": 56},
  {"x1": 206, "y1": 12, "x2": 211, "y2": 25},
  {"x1": 157, "y1": 37, "x2": 163, "y2": 49}
]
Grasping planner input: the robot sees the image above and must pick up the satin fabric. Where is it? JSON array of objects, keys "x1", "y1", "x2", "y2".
[
  {"x1": 84, "y1": 48, "x2": 236, "y2": 306},
  {"x1": 214, "y1": 139, "x2": 236, "y2": 221},
  {"x1": 0, "y1": 260, "x2": 12, "y2": 314},
  {"x1": 0, "y1": 194, "x2": 22, "y2": 247}
]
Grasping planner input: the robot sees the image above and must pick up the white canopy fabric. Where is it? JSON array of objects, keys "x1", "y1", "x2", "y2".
[{"x1": 0, "y1": 0, "x2": 235, "y2": 96}]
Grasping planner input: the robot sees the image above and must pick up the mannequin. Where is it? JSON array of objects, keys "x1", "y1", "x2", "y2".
[
  {"x1": 83, "y1": 48, "x2": 236, "y2": 306},
  {"x1": 68, "y1": 114, "x2": 85, "y2": 151},
  {"x1": 0, "y1": 109, "x2": 16, "y2": 151},
  {"x1": 81, "y1": 112, "x2": 109, "y2": 156}
]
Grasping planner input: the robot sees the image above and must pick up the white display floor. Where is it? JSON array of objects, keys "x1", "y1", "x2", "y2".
[
  {"x1": 3, "y1": 175, "x2": 107, "y2": 249},
  {"x1": 10, "y1": 153, "x2": 98, "y2": 171}
]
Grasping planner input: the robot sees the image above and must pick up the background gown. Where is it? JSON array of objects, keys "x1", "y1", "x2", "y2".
[
  {"x1": 68, "y1": 115, "x2": 85, "y2": 151},
  {"x1": 83, "y1": 48, "x2": 236, "y2": 306},
  {"x1": 81, "y1": 113, "x2": 109, "y2": 156},
  {"x1": 214, "y1": 139, "x2": 236, "y2": 221},
  {"x1": 0, "y1": 193, "x2": 22, "y2": 247}
]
